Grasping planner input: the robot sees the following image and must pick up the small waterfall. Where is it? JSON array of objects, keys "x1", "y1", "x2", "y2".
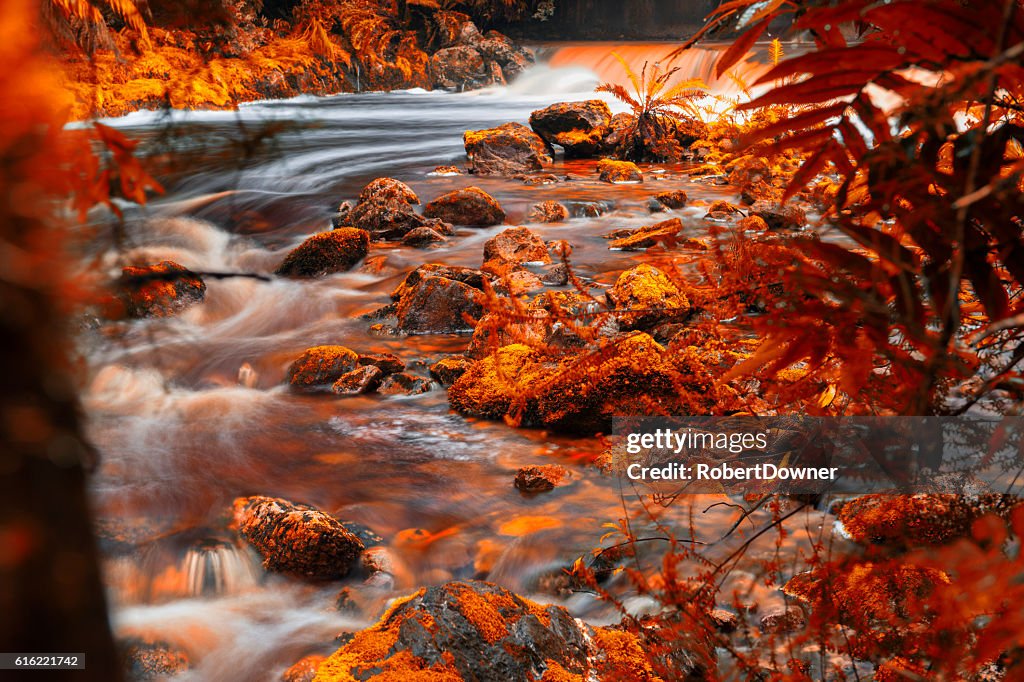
[
  {"x1": 182, "y1": 539, "x2": 261, "y2": 597},
  {"x1": 541, "y1": 43, "x2": 773, "y2": 97}
]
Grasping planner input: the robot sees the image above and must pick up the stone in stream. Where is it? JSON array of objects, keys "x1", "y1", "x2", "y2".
[
  {"x1": 514, "y1": 464, "x2": 571, "y2": 493},
  {"x1": 115, "y1": 260, "x2": 206, "y2": 318},
  {"x1": 286, "y1": 345, "x2": 360, "y2": 390},
  {"x1": 346, "y1": 177, "x2": 447, "y2": 240},
  {"x1": 274, "y1": 228, "x2": 370, "y2": 278},
  {"x1": 357, "y1": 351, "x2": 404, "y2": 375},
  {"x1": 606, "y1": 264, "x2": 691, "y2": 331},
  {"x1": 394, "y1": 276, "x2": 484, "y2": 334},
  {"x1": 429, "y1": 355, "x2": 474, "y2": 386},
  {"x1": 605, "y1": 217, "x2": 685, "y2": 251},
  {"x1": 424, "y1": 186, "x2": 506, "y2": 226},
  {"x1": 749, "y1": 201, "x2": 808, "y2": 231},
  {"x1": 431, "y1": 45, "x2": 487, "y2": 89},
  {"x1": 280, "y1": 654, "x2": 325, "y2": 682},
  {"x1": 231, "y1": 496, "x2": 364, "y2": 580},
  {"x1": 331, "y1": 365, "x2": 383, "y2": 395},
  {"x1": 120, "y1": 638, "x2": 190, "y2": 680},
  {"x1": 654, "y1": 189, "x2": 689, "y2": 210},
  {"x1": 313, "y1": 580, "x2": 703, "y2": 681},
  {"x1": 377, "y1": 372, "x2": 433, "y2": 395},
  {"x1": 527, "y1": 200, "x2": 570, "y2": 223},
  {"x1": 597, "y1": 158, "x2": 643, "y2": 183},
  {"x1": 390, "y1": 264, "x2": 492, "y2": 301},
  {"x1": 401, "y1": 225, "x2": 448, "y2": 247},
  {"x1": 759, "y1": 606, "x2": 807, "y2": 634},
  {"x1": 529, "y1": 99, "x2": 613, "y2": 158},
  {"x1": 463, "y1": 122, "x2": 552, "y2": 176},
  {"x1": 482, "y1": 226, "x2": 552, "y2": 274}
]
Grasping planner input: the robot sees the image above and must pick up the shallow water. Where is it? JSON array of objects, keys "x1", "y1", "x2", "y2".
[{"x1": 78, "y1": 44, "x2": 827, "y2": 679}]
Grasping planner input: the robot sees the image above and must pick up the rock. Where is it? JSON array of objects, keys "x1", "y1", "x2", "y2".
[
  {"x1": 314, "y1": 581, "x2": 682, "y2": 681},
  {"x1": 331, "y1": 365, "x2": 383, "y2": 395},
  {"x1": 331, "y1": 201, "x2": 353, "y2": 228},
  {"x1": 430, "y1": 356, "x2": 473, "y2": 386},
  {"x1": 703, "y1": 199, "x2": 743, "y2": 221},
  {"x1": 116, "y1": 261, "x2": 206, "y2": 318},
  {"x1": 339, "y1": 521, "x2": 385, "y2": 548},
  {"x1": 738, "y1": 215, "x2": 770, "y2": 231},
  {"x1": 759, "y1": 606, "x2": 807, "y2": 634},
  {"x1": 520, "y1": 173, "x2": 560, "y2": 186},
  {"x1": 606, "y1": 264, "x2": 691, "y2": 330},
  {"x1": 473, "y1": 30, "x2": 533, "y2": 80},
  {"x1": 401, "y1": 226, "x2": 447, "y2": 247},
  {"x1": 287, "y1": 346, "x2": 360, "y2": 390},
  {"x1": 654, "y1": 190, "x2": 688, "y2": 209},
  {"x1": 120, "y1": 638, "x2": 190, "y2": 680},
  {"x1": 395, "y1": 276, "x2": 484, "y2": 334},
  {"x1": 231, "y1": 496, "x2": 364, "y2": 580},
  {"x1": 390, "y1": 264, "x2": 490, "y2": 301},
  {"x1": 357, "y1": 352, "x2": 404, "y2": 374},
  {"x1": 360, "y1": 546, "x2": 396, "y2": 576},
  {"x1": 424, "y1": 187, "x2": 505, "y2": 226},
  {"x1": 538, "y1": 263, "x2": 569, "y2": 286},
  {"x1": 606, "y1": 217, "x2": 684, "y2": 251},
  {"x1": 529, "y1": 99, "x2": 612, "y2": 158},
  {"x1": 448, "y1": 345, "x2": 549, "y2": 420},
  {"x1": 281, "y1": 654, "x2": 325, "y2": 682},
  {"x1": 527, "y1": 200, "x2": 570, "y2": 223},
  {"x1": 348, "y1": 177, "x2": 427, "y2": 240},
  {"x1": 750, "y1": 202, "x2": 808, "y2": 230},
  {"x1": 597, "y1": 159, "x2": 643, "y2": 184},
  {"x1": 464, "y1": 122, "x2": 552, "y2": 176},
  {"x1": 377, "y1": 372, "x2": 433, "y2": 395},
  {"x1": 710, "y1": 609, "x2": 740, "y2": 634},
  {"x1": 482, "y1": 227, "x2": 552, "y2": 273},
  {"x1": 514, "y1": 464, "x2": 570, "y2": 493},
  {"x1": 431, "y1": 45, "x2": 486, "y2": 89},
  {"x1": 430, "y1": 165, "x2": 463, "y2": 176},
  {"x1": 275, "y1": 228, "x2": 370, "y2": 278}
]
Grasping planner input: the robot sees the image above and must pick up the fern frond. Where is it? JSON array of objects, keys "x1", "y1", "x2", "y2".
[
  {"x1": 595, "y1": 82, "x2": 640, "y2": 110},
  {"x1": 769, "y1": 37, "x2": 784, "y2": 66}
]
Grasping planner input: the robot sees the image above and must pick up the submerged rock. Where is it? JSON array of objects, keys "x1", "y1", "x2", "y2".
[
  {"x1": 464, "y1": 122, "x2": 552, "y2": 176},
  {"x1": 606, "y1": 264, "x2": 691, "y2": 331},
  {"x1": 231, "y1": 496, "x2": 364, "y2": 580},
  {"x1": 116, "y1": 261, "x2": 206, "y2": 318},
  {"x1": 529, "y1": 99, "x2": 612, "y2": 158},
  {"x1": 275, "y1": 228, "x2": 370, "y2": 278},
  {"x1": 313, "y1": 581, "x2": 680, "y2": 681},
  {"x1": 482, "y1": 226, "x2": 552, "y2": 274},
  {"x1": 527, "y1": 200, "x2": 570, "y2": 223},
  {"x1": 287, "y1": 346, "x2": 360, "y2": 390},
  {"x1": 597, "y1": 159, "x2": 643, "y2": 184},
  {"x1": 514, "y1": 464, "x2": 571, "y2": 493},
  {"x1": 424, "y1": 186, "x2": 505, "y2": 226}
]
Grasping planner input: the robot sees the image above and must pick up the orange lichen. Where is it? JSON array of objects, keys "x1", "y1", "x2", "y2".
[
  {"x1": 540, "y1": 660, "x2": 585, "y2": 682},
  {"x1": 449, "y1": 583, "x2": 511, "y2": 644},
  {"x1": 591, "y1": 628, "x2": 662, "y2": 681}
]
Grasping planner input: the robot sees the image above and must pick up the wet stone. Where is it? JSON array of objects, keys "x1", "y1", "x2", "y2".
[
  {"x1": 514, "y1": 464, "x2": 571, "y2": 493},
  {"x1": 377, "y1": 372, "x2": 433, "y2": 395},
  {"x1": 331, "y1": 365, "x2": 383, "y2": 395}
]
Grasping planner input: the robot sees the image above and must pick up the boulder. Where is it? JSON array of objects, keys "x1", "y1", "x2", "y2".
[
  {"x1": 116, "y1": 261, "x2": 206, "y2": 318},
  {"x1": 313, "y1": 581, "x2": 682, "y2": 681},
  {"x1": 514, "y1": 464, "x2": 570, "y2": 493},
  {"x1": 738, "y1": 215, "x2": 770, "y2": 231},
  {"x1": 431, "y1": 45, "x2": 486, "y2": 89},
  {"x1": 474, "y1": 30, "x2": 533, "y2": 80},
  {"x1": 464, "y1": 123, "x2": 552, "y2": 176},
  {"x1": 750, "y1": 202, "x2": 808, "y2": 230},
  {"x1": 760, "y1": 606, "x2": 807, "y2": 634},
  {"x1": 395, "y1": 276, "x2": 484, "y2": 334},
  {"x1": 231, "y1": 496, "x2": 364, "y2": 580},
  {"x1": 603, "y1": 112, "x2": 636, "y2": 150},
  {"x1": 606, "y1": 264, "x2": 691, "y2": 330},
  {"x1": 597, "y1": 159, "x2": 643, "y2": 184},
  {"x1": 424, "y1": 187, "x2": 505, "y2": 226},
  {"x1": 331, "y1": 365, "x2": 383, "y2": 395},
  {"x1": 429, "y1": 355, "x2": 473, "y2": 386},
  {"x1": 606, "y1": 217, "x2": 684, "y2": 251},
  {"x1": 287, "y1": 346, "x2": 360, "y2": 390},
  {"x1": 529, "y1": 100, "x2": 612, "y2": 158},
  {"x1": 527, "y1": 200, "x2": 570, "y2": 223},
  {"x1": 654, "y1": 189, "x2": 688, "y2": 210},
  {"x1": 275, "y1": 228, "x2": 370, "y2": 278},
  {"x1": 482, "y1": 227, "x2": 552, "y2": 273},
  {"x1": 348, "y1": 178, "x2": 430, "y2": 240},
  {"x1": 281, "y1": 654, "x2": 325, "y2": 682},
  {"x1": 377, "y1": 372, "x2": 433, "y2": 395},
  {"x1": 448, "y1": 344, "x2": 549, "y2": 420}
]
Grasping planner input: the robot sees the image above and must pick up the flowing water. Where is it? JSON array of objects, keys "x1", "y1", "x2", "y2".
[{"x1": 78, "y1": 43, "x2": 824, "y2": 680}]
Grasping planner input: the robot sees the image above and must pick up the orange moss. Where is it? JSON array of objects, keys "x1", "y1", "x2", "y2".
[
  {"x1": 597, "y1": 159, "x2": 643, "y2": 183},
  {"x1": 591, "y1": 628, "x2": 661, "y2": 681},
  {"x1": 540, "y1": 660, "x2": 585, "y2": 682}
]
